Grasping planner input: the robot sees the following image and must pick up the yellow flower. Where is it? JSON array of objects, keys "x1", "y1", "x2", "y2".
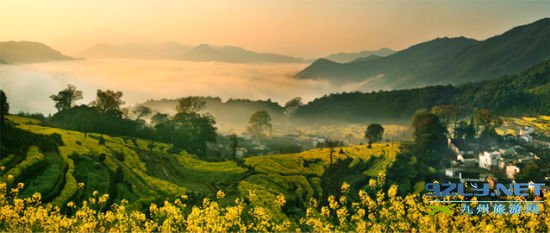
[
  {"x1": 321, "y1": 206, "x2": 330, "y2": 217},
  {"x1": 67, "y1": 201, "x2": 75, "y2": 208},
  {"x1": 328, "y1": 195, "x2": 339, "y2": 210},
  {"x1": 216, "y1": 190, "x2": 226, "y2": 199},
  {"x1": 98, "y1": 194, "x2": 109, "y2": 204},
  {"x1": 275, "y1": 194, "x2": 286, "y2": 207},
  {"x1": 341, "y1": 182, "x2": 351, "y2": 193},
  {"x1": 7, "y1": 174, "x2": 14, "y2": 181},
  {"x1": 368, "y1": 179, "x2": 376, "y2": 188},
  {"x1": 388, "y1": 185, "x2": 398, "y2": 198}
]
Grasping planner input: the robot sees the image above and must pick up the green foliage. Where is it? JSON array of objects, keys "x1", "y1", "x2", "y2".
[
  {"x1": 91, "y1": 89, "x2": 125, "y2": 118},
  {"x1": 0, "y1": 90, "x2": 8, "y2": 127},
  {"x1": 49, "y1": 105, "x2": 145, "y2": 137},
  {"x1": 411, "y1": 109, "x2": 447, "y2": 159},
  {"x1": 49, "y1": 84, "x2": 83, "y2": 112}
]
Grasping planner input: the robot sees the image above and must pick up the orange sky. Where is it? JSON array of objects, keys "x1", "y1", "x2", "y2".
[{"x1": 1, "y1": 0, "x2": 548, "y2": 57}]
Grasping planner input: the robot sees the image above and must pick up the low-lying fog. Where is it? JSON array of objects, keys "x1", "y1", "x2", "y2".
[
  {"x1": 0, "y1": 59, "x2": 353, "y2": 114},
  {"x1": 0, "y1": 59, "x2": 411, "y2": 141}
]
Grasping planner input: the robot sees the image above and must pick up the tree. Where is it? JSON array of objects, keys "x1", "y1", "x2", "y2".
[
  {"x1": 411, "y1": 109, "x2": 448, "y2": 164},
  {"x1": 151, "y1": 113, "x2": 169, "y2": 127},
  {"x1": 50, "y1": 84, "x2": 83, "y2": 112},
  {"x1": 325, "y1": 139, "x2": 340, "y2": 166},
  {"x1": 0, "y1": 90, "x2": 9, "y2": 129},
  {"x1": 284, "y1": 97, "x2": 303, "y2": 116},
  {"x1": 171, "y1": 112, "x2": 217, "y2": 156},
  {"x1": 229, "y1": 134, "x2": 238, "y2": 160},
  {"x1": 176, "y1": 97, "x2": 206, "y2": 114},
  {"x1": 247, "y1": 110, "x2": 272, "y2": 139},
  {"x1": 132, "y1": 105, "x2": 152, "y2": 120},
  {"x1": 91, "y1": 89, "x2": 125, "y2": 118},
  {"x1": 365, "y1": 123, "x2": 384, "y2": 148}
]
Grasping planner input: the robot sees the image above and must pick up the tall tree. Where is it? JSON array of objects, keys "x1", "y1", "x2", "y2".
[
  {"x1": 365, "y1": 123, "x2": 384, "y2": 148},
  {"x1": 50, "y1": 84, "x2": 83, "y2": 112},
  {"x1": 284, "y1": 97, "x2": 303, "y2": 116},
  {"x1": 0, "y1": 90, "x2": 9, "y2": 129},
  {"x1": 411, "y1": 109, "x2": 448, "y2": 164},
  {"x1": 247, "y1": 110, "x2": 272, "y2": 139},
  {"x1": 92, "y1": 89, "x2": 125, "y2": 117},
  {"x1": 176, "y1": 97, "x2": 206, "y2": 114},
  {"x1": 229, "y1": 133, "x2": 238, "y2": 160},
  {"x1": 132, "y1": 105, "x2": 152, "y2": 120},
  {"x1": 325, "y1": 139, "x2": 340, "y2": 167}
]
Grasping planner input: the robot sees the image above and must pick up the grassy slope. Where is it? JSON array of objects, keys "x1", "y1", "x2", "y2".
[{"x1": 1, "y1": 115, "x2": 398, "y2": 213}]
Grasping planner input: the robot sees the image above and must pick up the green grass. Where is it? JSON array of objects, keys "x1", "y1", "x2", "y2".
[
  {"x1": 19, "y1": 152, "x2": 66, "y2": 202},
  {"x1": 1, "y1": 146, "x2": 45, "y2": 182}
]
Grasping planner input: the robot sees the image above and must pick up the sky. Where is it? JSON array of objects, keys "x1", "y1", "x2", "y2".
[{"x1": 0, "y1": 0, "x2": 549, "y2": 57}]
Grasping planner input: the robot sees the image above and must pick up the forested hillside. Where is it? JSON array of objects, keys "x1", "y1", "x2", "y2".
[{"x1": 295, "y1": 60, "x2": 550, "y2": 123}]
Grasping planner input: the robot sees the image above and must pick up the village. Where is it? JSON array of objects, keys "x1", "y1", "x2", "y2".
[{"x1": 444, "y1": 125, "x2": 550, "y2": 185}]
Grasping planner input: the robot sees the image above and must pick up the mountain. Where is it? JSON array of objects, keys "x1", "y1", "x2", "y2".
[
  {"x1": 349, "y1": 55, "x2": 383, "y2": 63},
  {"x1": 296, "y1": 18, "x2": 550, "y2": 91},
  {"x1": 324, "y1": 48, "x2": 394, "y2": 63},
  {"x1": 295, "y1": 60, "x2": 550, "y2": 123},
  {"x1": 179, "y1": 44, "x2": 307, "y2": 63},
  {"x1": 77, "y1": 41, "x2": 191, "y2": 59},
  {"x1": 0, "y1": 41, "x2": 75, "y2": 64}
]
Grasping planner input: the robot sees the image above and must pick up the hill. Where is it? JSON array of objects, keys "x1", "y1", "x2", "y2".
[
  {"x1": 180, "y1": 44, "x2": 307, "y2": 63},
  {"x1": 295, "y1": 60, "x2": 550, "y2": 123},
  {"x1": 0, "y1": 41, "x2": 75, "y2": 64},
  {"x1": 296, "y1": 18, "x2": 550, "y2": 90},
  {"x1": 1, "y1": 115, "x2": 397, "y2": 214},
  {"x1": 324, "y1": 48, "x2": 394, "y2": 63},
  {"x1": 76, "y1": 42, "x2": 191, "y2": 59}
]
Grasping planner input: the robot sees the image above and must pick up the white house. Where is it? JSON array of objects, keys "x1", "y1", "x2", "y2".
[
  {"x1": 479, "y1": 151, "x2": 502, "y2": 169},
  {"x1": 445, "y1": 168, "x2": 459, "y2": 178},
  {"x1": 506, "y1": 165, "x2": 520, "y2": 179},
  {"x1": 519, "y1": 126, "x2": 535, "y2": 136}
]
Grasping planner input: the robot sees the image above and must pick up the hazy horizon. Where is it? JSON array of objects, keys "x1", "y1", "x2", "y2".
[
  {"x1": 1, "y1": 0, "x2": 549, "y2": 58},
  {"x1": 1, "y1": 59, "x2": 344, "y2": 114}
]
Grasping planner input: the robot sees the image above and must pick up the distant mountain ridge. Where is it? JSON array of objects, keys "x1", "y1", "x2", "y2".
[
  {"x1": 77, "y1": 42, "x2": 191, "y2": 59},
  {"x1": 179, "y1": 44, "x2": 307, "y2": 63},
  {"x1": 0, "y1": 41, "x2": 74, "y2": 64},
  {"x1": 324, "y1": 48, "x2": 394, "y2": 63},
  {"x1": 296, "y1": 18, "x2": 550, "y2": 91},
  {"x1": 77, "y1": 42, "x2": 308, "y2": 63}
]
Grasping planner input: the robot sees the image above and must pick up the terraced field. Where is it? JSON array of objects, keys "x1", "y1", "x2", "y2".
[
  {"x1": 1, "y1": 115, "x2": 399, "y2": 213},
  {"x1": 498, "y1": 115, "x2": 550, "y2": 136}
]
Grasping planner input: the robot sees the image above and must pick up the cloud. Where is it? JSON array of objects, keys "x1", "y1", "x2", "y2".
[{"x1": 0, "y1": 59, "x2": 339, "y2": 114}]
